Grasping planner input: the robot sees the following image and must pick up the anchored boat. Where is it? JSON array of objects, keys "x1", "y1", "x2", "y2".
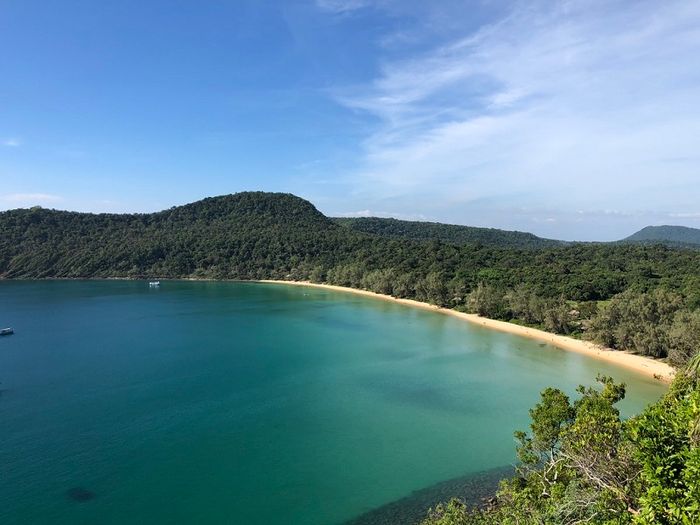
[{"x1": 0, "y1": 328, "x2": 14, "y2": 336}]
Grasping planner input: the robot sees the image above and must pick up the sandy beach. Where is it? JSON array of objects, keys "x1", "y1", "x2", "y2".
[{"x1": 259, "y1": 280, "x2": 675, "y2": 383}]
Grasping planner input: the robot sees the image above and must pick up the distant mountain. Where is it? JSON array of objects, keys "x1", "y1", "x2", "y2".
[
  {"x1": 622, "y1": 225, "x2": 700, "y2": 248},
  {"x1": 333, "y1": 216, "x2": 564, "y2": 249}
]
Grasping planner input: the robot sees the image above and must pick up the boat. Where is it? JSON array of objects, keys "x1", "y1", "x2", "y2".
[
  {"x1": 149, "y1": 281, "x2": 160, "y2": 287},
  {"x1": 0, "y1": 328, "x2": 13, "y2": 336}
]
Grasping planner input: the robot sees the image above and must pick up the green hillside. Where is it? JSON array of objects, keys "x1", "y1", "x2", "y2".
[
  {"x1": 0, "y1": 192, "x2": 695, "y2": 300},
  {"x1": 0, "y1": 192, "x2": 343, "y2": 279},
  {"x1": 623, "y1": 224, "x2": 700, "y2": 247},
  {"x1": 1, "y1": 192, "x2": 697, "y2": 300},
  {"x1": 2, "y1": 191, "x2": 699, "y2": 365},
  {"x1": 334, "y1": 216, "x2": 563, "y2": 249}
]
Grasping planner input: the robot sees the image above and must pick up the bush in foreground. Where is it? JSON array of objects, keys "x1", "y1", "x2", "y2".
[{"x1": 421, "y1": 357, "x2": 700, "y2": 525}]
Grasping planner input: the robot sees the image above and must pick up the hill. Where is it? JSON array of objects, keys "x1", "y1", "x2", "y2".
[
  {"x1": 623, "y1": 224, "x2": 700, "y2": 248},
  {"x1": 1, "y1": 192, "x2": 699, "y2": 307},
  {"x1": 0, "y1": 192, "x2": 345, "y2": 279},
  {"x1": 333, "y1": 217, "x2": 564, "y2": 249}
]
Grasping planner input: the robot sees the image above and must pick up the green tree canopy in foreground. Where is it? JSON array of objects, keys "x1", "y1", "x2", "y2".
[{"x1": 421, "y1": 358, "x2": 700, "y2": 525}]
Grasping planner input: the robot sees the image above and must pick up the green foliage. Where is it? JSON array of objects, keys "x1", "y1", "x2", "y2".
[
  {"x1": 668, "y1": 311, "x2": 700, "y2": 367},
  {"x1": 421, "y1": 366, "x2": 700, "y2": 525},
  {"x1": 466, "y1": 283, "x2": 509, "y2": 318},
  {"x1": 543, "y1": 298, "x2": 576, "y2": 335},
  {"x1": 423, "y1": 376, "x2": 638, "y2": 525},
  {"x1": 630, "y1": 366, "x2": 700, "y2": 524},
  {"x1": 516, "y1": 388, "x2": 574, "y2": 465},
  {"x1": 588, "y1": 289, "x2": 698, "y2": 364},
  {"x1": 3, "y1": 193, "x2": 699, "y2": 301},
  {"x1": 334, "y1": 216, "x2": 562, "y2": 249},
  {"x1": 624, "y1": 225, "x2": 700, "y2": 249}
]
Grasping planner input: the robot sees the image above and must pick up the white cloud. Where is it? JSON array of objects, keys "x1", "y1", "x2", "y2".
[
  {"x1": 336, "y1": 209, "x2": 429, "y2": 221},
  {"x1": 669, "y1": 212, "x2": 700, "y2": 219},
  {"x1": 2, "y1": 138, "x2": 21, "y2": 147},
  {"x1": 316, "y1": 0, "x2": 370, "y2": 13},
  {"x1": 2, "y1": 193, "x2": 63, "y2": 205},
  {"x1": 338, "y1": 209, "x2": 373, "y2": 217},
  {"x1": 329, "y1": 0, "x2": 700, "y2": 232}
]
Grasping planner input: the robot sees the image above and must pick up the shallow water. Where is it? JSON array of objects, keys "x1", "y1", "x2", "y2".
[{"x1": 0, "y1": 281, "x2": 666, "y2": 524}]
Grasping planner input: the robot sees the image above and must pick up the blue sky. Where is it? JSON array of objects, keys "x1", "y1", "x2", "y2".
[{"x1": 1, "y1": 0, "x2": 699, "y2": 240}]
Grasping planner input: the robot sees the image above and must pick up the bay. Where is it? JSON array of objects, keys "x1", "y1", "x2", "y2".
[{"x1": 0, "y1": 281, "x2": 665, "y2": 524}]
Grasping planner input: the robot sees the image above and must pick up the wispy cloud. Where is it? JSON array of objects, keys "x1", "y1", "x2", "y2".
[
  {"x1": 2, "y1": 138, "x2": 21, "y2": 147},
  {"x1": 329, "y1": 0, "x2": 700, "y2": 228},
  {"x1": 669, "y1": 212, "x2": 700, "y2": 219},
  {"x1": 2, "y1": 193, "x2": 63, "y2": 205},
  {"x1": 337, "y1": 209, "x2": 429, "y2": 221},
  {"x1": 316, "y1": 0, "x2": 371, "y2": 14}
]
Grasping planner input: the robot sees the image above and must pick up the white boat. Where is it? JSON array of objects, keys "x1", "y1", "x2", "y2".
[
  {"x1": 0, "y1": 327, "x2": 13, "y2": 336},
  {"x1": 149, "y1": 281, "x2": 160, "y2": 287}
]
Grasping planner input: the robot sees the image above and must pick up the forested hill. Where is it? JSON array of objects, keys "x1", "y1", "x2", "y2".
[
  {"x1": 161, "y1": 192, "x2": 333, "y2": 228},
  {"x1": 333, "y1": 217, "x2": 564, "y2": 249},
  {"x1": 623, "y1": 224, "x2": 700, "y2": 248},
  {"x1": 2, "y1": 191, "x2": 700, "y2": 366},
  {"x1": 0, "y1": 189, "x2": 696, "y2": 293},
  {"x1": 0, "y1": 192, "x2": 352, "y2": 279}
]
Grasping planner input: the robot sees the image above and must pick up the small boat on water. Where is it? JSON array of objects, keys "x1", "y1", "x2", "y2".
[
  {"x1": 0, "y1": 328, "x2": 14, "y2": 336},
  {"x1": 149, "y1": 281, "x2": 160, "y2": 287}
]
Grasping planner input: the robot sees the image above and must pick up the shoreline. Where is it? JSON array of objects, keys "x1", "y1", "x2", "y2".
[
  {"x1": 1, "y1": 276, "x2": 675, "y2": 382},
  {"x1": 259, "y1": 280, "x2": 675, "y2": 383}
]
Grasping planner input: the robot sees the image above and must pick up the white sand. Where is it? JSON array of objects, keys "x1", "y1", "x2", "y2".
[{"x1": 259, "y1": 280, "x2": 675, "y2": 383}]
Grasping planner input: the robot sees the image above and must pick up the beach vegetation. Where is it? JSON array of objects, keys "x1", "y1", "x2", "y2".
[{"x1": 421, "y1": 358, "x2": 700, "y2": 525}]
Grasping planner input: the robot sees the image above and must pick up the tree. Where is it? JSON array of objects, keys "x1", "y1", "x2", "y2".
[
  {"x1": 630, "y1": 364, "x2": 700, "y2": 524},
  {"x1": 515, "y1": 387, "x2": 574, "y2": 466},
  {"x1": 588, "y1": 289, "x2": 685, "y2": 357},
  {"x1": 668, "y1": 310, "x2": 700, "y2": 367},
  {"x1": 425, "y1": 271, "x2": 450, "y2": 306},
  {"x1": 467, "y1": 283, "x2": 508, "y2": 319},
  {"x1": 543, "y1": 298, "x2": 576, "y2": 335}
]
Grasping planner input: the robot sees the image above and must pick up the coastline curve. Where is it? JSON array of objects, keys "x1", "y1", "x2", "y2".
[{"x1": 258, "y1": 280, "x2": 675, "y2": 383}]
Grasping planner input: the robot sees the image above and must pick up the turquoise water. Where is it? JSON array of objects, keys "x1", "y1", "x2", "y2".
[{"x1": 0, "y1": 281, "x2": 665, "y2": 524}]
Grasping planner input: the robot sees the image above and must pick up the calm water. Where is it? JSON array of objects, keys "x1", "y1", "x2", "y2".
[{"x1": 0, "y1": 281, "x2": 665, "y2": 525}]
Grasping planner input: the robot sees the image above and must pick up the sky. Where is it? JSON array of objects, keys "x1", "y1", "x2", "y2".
[{"x1": 1, "y1": 0, "x2": 699, "y2": 241}]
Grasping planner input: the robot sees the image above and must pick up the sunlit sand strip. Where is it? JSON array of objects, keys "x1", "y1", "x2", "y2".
[{"x1": 258, "y1": 280, "x2": 675, "y2": 383}]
